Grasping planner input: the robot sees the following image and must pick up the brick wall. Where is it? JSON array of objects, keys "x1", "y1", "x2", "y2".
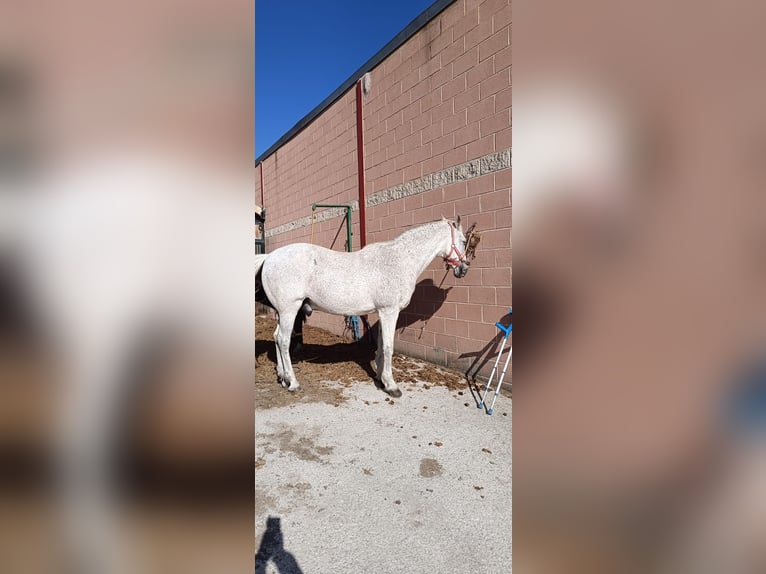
[{"x1": 257, "y1": 0, "x2": 511, "y2": 378}]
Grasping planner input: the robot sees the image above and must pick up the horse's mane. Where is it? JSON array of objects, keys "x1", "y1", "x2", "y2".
[{"x1": 389, "y1": 219, "x2": 446, "y2": 245}]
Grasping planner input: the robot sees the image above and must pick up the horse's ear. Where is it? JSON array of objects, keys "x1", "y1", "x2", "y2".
[{"x1": 455, "y1": 214, "x2": 462, "y2": 229}]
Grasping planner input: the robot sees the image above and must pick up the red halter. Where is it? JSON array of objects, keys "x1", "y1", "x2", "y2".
[{"x1": 444, "y1": 222, "x2": 466, "y2": 269}]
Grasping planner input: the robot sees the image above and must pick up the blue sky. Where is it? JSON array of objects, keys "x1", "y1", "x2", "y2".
[{"x1": 256, "y1": 0, "x2": 437, "y2": 159}]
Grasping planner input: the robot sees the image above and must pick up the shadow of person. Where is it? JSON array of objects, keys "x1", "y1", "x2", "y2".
[{"x1": 255, "y1": 516, "x2": 304, "y2": 574}]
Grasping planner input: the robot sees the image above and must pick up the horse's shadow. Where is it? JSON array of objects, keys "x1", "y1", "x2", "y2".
[
  {"x1": 397, "y1": 278, "x2": 452, "y2": 331},
  {"x1": 256, "y1": 326, "x2": 378, "y2": 382},
  {"x1": 255, "y1": 515, "x2": 304, "y2": 574},
  {"x1": 296, "y1": 341, "x2": 377, "y2": 381}
]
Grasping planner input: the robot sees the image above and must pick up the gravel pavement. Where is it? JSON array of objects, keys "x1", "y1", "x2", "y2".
[{"x1": 255, "y1": 379, "x2": 512, "y2": 574}]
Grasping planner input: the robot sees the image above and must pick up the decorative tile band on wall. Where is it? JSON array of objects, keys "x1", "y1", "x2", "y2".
[
  {"x1": 265, "y1": 148, "x2": 511, "y2": 238},
  {"x1": 366, "y1": 148, "x2": 511, "y2": 208}
]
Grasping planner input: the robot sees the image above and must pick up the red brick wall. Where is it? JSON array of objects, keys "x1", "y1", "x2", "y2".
[
  {"x1": 363, "y1": 0, "x2": 511, "y2": 197},
  {"x1": 257, "y1": 0, "x2": 511, "y2": 379}
]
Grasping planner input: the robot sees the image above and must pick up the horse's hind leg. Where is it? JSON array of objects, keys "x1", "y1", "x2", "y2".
[
  {"x1": 377, "y1": 310, "x2": 401, "y2": 398},
  {"x1": 274, "y1": 308, "x2": 300, "y2": 391},
  {"x1": 273, "y1": 323, "x2": 286, "y2": 386},
  {"x1": 290, "y1": 306, "x2": 307, "y2": 354}
]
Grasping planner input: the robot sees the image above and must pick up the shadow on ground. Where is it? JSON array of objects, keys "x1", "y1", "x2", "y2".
[
  {"x1": 255, "y1": 317, "x2": 377, "y2": 385},
  {"x1": 255, "y1": 316, "x2": 468, "y2": 410},
  {"x1": 255, "y1": 515, "x2": 304, "y2": 574}
]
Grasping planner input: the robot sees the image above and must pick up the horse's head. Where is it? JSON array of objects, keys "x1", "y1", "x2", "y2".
[{"x1": 444, "y1": 215, "x2": 479, "y2": 278}]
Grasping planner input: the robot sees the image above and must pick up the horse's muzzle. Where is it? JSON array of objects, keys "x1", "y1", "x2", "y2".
[{"x1": 454, "y1": 262, "x2": 470, "y2": 278}]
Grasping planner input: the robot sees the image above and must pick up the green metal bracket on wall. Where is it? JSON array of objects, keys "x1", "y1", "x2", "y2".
[{"x1": 312, "y1": 203, "x2": 353, "y2": 252}]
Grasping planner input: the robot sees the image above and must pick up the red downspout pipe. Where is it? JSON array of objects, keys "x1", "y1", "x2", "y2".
[
  {"x1": 259, "y1": 162, "x2": 265, "y2": 208},
  {"x1": 355, "y1": 79, "x2": 367, "y2": 248},
  {"x1": 355, "y1": 78, "x2": 370, "y2": 338}
]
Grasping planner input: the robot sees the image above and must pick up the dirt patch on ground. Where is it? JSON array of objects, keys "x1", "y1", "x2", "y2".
[
  {"x1": 419, "y1": 457, "x2": 444, "y2": 478},
  {"x1": 391, "y1": 354, "x2": 467, "y2": 391},
  {"x1": 256, "y1": 315, "x2": 468, "y2": 410},
  {"x1": 259, "y1": 427, "x2": 334, "y2": 463},
  {"x1": 255, "y1": 316, "x2": 353, "y2": 410},
  {"x1": 254, "y1": 487, "x2": 278, "y2": 513}
]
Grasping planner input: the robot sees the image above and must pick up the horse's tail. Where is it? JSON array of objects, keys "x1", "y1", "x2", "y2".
[
  {"x1": 255, "y1": 254, "x2": 273, "y2": 308},
  {"x1": 255, "y1": 253, "x2": 310, "y2": 347},
  {"x1": 255, "y1": 253, "x2": 268, "y2": 276}
]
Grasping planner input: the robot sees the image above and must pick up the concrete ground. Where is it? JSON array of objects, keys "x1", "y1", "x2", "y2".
[{"x1": 255, "y1": 377, "x2": 512, "y2": 574}]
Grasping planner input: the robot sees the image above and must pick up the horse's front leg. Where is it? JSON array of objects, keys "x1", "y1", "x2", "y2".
[
  {"x1": 375, "y1": 321, "x2": 385, "y2": 380},
  {"x1": 274, "y1": 309, "x2": 300, "y2": 391},
  {"x1": 377, "y1": 310, "x2": 401, "y2": 398}
]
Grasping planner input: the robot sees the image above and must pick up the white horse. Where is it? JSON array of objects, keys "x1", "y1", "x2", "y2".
[
  {"x1": 256, "y1": 217, "x2": 471, "y2": 397},
  {"x1": 5, "y1": 153, "x2": 253, "y2": 573}
]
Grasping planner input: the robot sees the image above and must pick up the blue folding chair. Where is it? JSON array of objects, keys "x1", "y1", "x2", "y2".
[{"x1": 478, "y1": 309, "x2": 512, "y2": 415}]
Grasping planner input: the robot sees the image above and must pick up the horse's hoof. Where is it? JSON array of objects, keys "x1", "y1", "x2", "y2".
[
  {"x1": 287, "y1": 385, "x2": 300, "y2": 393},
  {"x1": 386, "y1": 387, "x2": 402, "y2": 398}
]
